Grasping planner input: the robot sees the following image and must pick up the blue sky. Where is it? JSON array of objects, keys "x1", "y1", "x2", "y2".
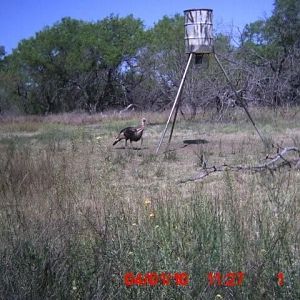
[{"x1": 0, "y1": 0, "x2": 274, "y2": 54}]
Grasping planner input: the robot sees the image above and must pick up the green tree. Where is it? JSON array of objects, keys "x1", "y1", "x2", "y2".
[
  {"x1": 145, "y1": 15, "x2": 186, "y2": 110},
  {"x1": 266, "y1": 0, "x2": 300, "y2": 49},
  {"x1": 5, "y1": 15, "x2": 145, "y2": 114},
  {"x1": 0, "y1": 46, "x2": 5, "y2": 62},
  {"x1": 8, "y1": 18, "x2": 91, "y2": 113},
  {"x1": 93, "y1": 15, "x2": 146, "y2": 110},
  {"x1": 239, "y1": 0, "x2": 300, "y2": 106}
]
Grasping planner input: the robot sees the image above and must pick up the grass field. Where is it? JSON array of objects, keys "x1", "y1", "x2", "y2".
[{"x1": 0, "y1": 108, "x2": 299, "y2": 299}]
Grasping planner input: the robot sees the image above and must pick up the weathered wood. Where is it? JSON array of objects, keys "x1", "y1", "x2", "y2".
[{"x1": 179, "y1": 147, "x2": 300, "y2": 183}]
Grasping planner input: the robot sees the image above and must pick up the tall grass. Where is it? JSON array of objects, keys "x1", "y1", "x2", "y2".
[{"x1": 0, "y1": 110, "x2": 299, "y2": 299}]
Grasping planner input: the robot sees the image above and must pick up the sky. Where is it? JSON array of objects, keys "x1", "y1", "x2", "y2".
[{"x1": 0, "y1": 0, "x2": 275, "y2": 54}]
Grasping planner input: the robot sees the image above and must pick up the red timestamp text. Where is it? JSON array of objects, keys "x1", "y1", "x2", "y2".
[
  {"x1": 124, "y1": 272, "x2": 189, "y2": 287},
  {"x1": 208, "y1": 272, "x2": 245, "y2": 287}
]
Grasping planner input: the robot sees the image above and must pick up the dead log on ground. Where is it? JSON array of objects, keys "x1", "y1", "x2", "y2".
[{"x1": 179, "y1": 147, "x2": 300, "y2": 184}]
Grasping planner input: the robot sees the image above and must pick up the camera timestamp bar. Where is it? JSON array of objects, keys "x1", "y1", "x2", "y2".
[
  {"x1": 123, "y1": 272, "x2": 285, "y2": 287},
  {"x1": 124, "y1": 272, "x2": 189, "y2": 286}
]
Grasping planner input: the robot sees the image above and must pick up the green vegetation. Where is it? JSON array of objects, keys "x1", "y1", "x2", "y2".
[
  {"x1": 0, "y1": 0, "x2": 299, "y2": 298},
  {"x1": 0, "y1": 0, "x2": 300, "y2": 115},
  {"x1": 0, "y1": 110, "x2": 299, "y2": 299}
]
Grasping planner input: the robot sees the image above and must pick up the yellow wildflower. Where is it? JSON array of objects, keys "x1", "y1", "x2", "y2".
[{"x1": 144, "y1": 198, "x2": 151, "y2": 206}]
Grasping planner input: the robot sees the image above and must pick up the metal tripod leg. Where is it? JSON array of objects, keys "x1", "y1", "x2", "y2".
[
  {"x1": 156, "y1": 53, "x2": 193, "y2": 154},
  {"x1": 167, "y1": 98, "x2": 181, "y2": 146}
]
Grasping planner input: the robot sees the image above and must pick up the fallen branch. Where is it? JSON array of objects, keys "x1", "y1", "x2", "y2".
[
  {"x1": 179, "y1": 147, "x2": 300, "y2": 184},
  {"x1": 119, "y1": 104, "x2": 136, "y2": 114}
]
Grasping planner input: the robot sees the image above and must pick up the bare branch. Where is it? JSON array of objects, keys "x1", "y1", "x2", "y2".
[{"x1": 179, "y1": 147, "x2": 300, "y2": 184}]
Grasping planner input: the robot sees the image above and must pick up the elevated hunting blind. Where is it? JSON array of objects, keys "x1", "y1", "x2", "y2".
[{"x1": 156, "y1": 8, "x2": 266, "y2": 154}]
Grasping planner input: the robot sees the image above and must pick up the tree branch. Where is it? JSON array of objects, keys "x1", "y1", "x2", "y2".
[{"x1": 179, "y1": 147, "x2": 300, "y2": 184}]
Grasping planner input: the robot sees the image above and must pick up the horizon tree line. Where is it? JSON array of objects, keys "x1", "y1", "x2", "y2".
[{"x1": 0, "y1": 0, "x2": 299, "y2": 115}]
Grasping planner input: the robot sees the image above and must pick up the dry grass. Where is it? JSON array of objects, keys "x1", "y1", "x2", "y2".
[{"x1": 0, "y1": 108, "x2": 299, "y2": 299}]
